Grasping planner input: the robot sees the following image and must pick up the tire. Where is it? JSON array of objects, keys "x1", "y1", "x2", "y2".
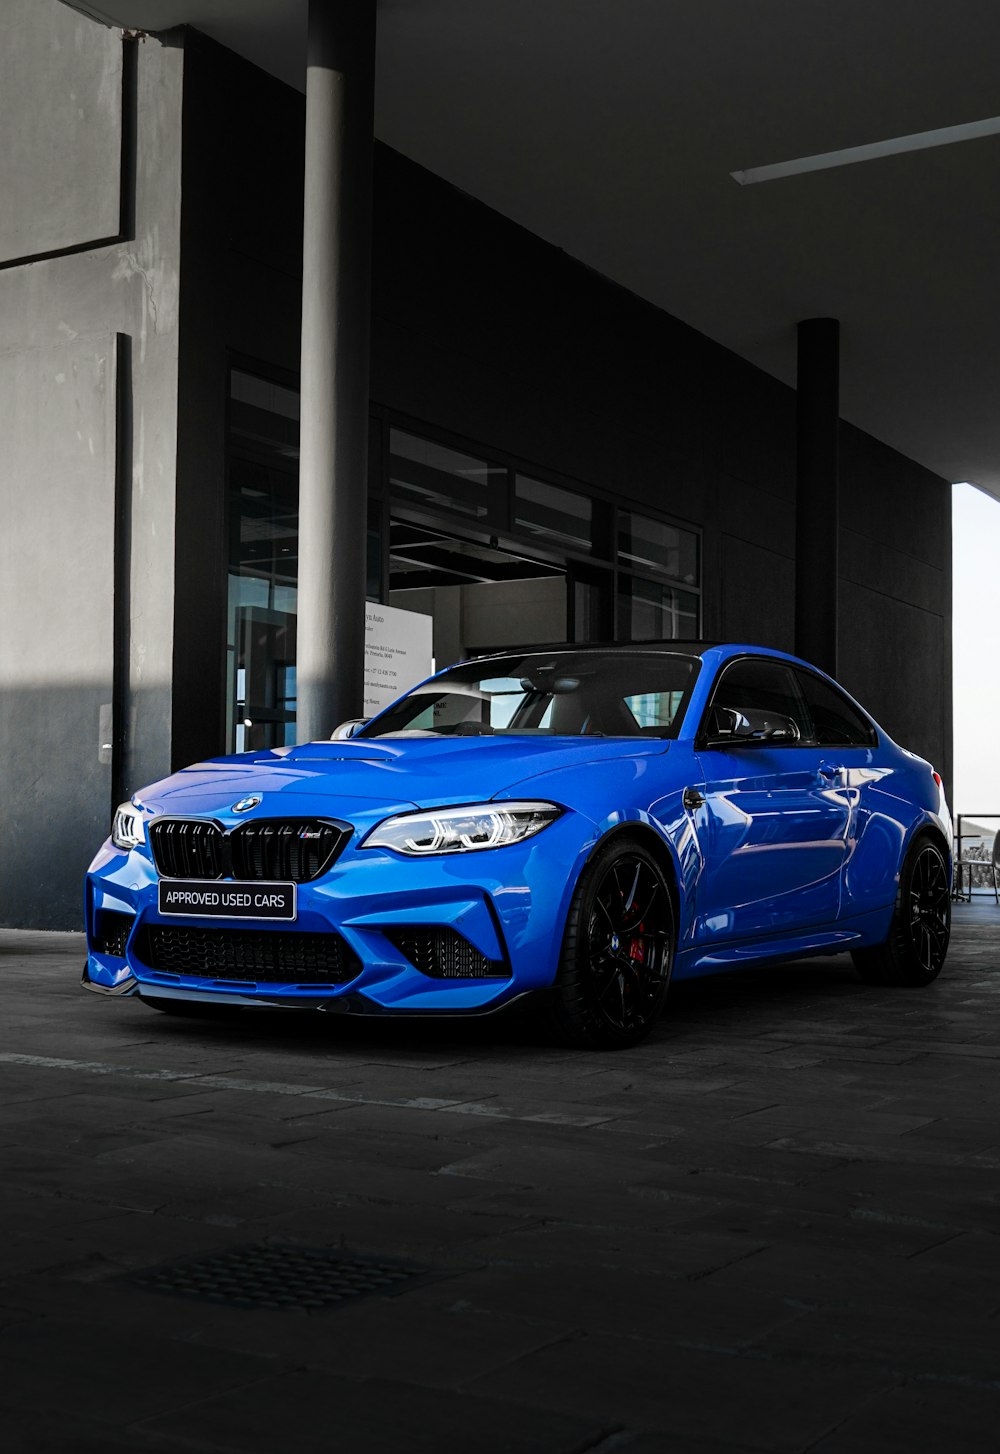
[
  {"x1": 851, "y1": 833, "x2": 951, "y2": 987},
  {"x1": 548, "y1": 836, "x2": 675, "y2": 1049}
]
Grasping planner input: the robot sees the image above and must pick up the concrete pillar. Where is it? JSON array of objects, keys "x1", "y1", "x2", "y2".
[
  {"x1": 296, "y1": 0, "x2": 376, "y2": 741},
  {"x1": 794, "y1": 317, "x2": 840, "y2": 676}
]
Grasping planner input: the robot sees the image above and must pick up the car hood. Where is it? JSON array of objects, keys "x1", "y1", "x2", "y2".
[{"x1": 136, "y1": 736, "x2": 670, "y2": 818}]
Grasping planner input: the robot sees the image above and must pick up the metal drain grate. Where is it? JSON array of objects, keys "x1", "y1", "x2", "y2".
[{"x1": 129, "y1": 1242, "x2": 432, "y2": 1312}]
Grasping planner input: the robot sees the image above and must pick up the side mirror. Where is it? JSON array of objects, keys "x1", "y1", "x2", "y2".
[
  {"x1": 716, "y1": 707, "x2": 750, "y2": 737},
  {"x1": 760, "y1": 722, "x2": 800, "y2": 743},
  {"x1": 700, "y1": 709, "x2": 801, "y2": 750},
  {"x1": 330, "y1": 718, "x2": 370, "y2": 741},
  {"x1": 700, "y1": 705, "x2": 750, "y2": 749}
]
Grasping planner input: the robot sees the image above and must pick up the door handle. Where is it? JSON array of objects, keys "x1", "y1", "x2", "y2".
[
  {"x1": 818, "y1": 763, "x2": 845, "y2": 781},
  {"x1": 683, "y1": 786, "x2": 705, "y2": 810}
]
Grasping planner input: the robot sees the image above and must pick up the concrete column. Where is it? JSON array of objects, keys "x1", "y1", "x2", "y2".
[
  {"x1": 296, "y1": 0, "x2": 376, "y2": 741},
  {"x1": 794, "y1": 317, "x2": 840, "y2": 676}
]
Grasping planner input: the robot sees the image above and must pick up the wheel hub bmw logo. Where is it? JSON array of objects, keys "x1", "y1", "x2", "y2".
[
  {"x1": 232, "y1": 794, "x2": 262, "y2": 813},
  {"x1": 610, "y1": 933, "x2": 620, "y2": 952}
]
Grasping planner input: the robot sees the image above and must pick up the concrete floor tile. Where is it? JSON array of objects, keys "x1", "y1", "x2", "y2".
[
  {"x1": 666, "y1": 1200, "x2": 960, "y2": 1259},
  {"x1": 751, "y1": 1304, "x2": 1000, "y2": 1384},
  {"x1": 199, "y1": 1298, "x2": 574, "y2": 1385},
  {"x1": 3, "y1": 911, "x2": 1000, "y2": 1450},
  {"x1": 467, "y1": 1331, "x2": 894, "y2": 1450},
  {"x1": 140, "y1": 1370, "x2": 616, "y2": 1454},
  {"x1": 733, "y1": 1103, "x2": 938, "y2": 1135},
  {"x1": 0, "y1": 1401, "x2": 186, "y2": 1454},
  {"x1": 706, "y1": 1240, "x2": 1000, "y2": 1318},
  {"x1": 401, "y1": 1258, "x2": 800, "y2": 1346},
  {"x1": 760, "y1": 1132, "x2": 968, "y2": 1167},
  {"x1": 0, "y1": 1319, "x2": 290, "y2": 1426},
  {"x1": 809, "y1": 1381, "x2": 1000, "y2": 1453}
]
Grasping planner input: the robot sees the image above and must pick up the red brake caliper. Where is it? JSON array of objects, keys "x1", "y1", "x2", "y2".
[{"x1": 628, "y1": 922, "x2": 646, "y2": 962}]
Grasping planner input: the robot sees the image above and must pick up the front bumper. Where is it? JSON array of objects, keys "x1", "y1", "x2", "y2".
[
  {"x1": 84, "y1": 809, "x2": 593, "y2": 1014},
  {"x1": 81, "y1": 959, "x2": 537, "y2": 1018}
]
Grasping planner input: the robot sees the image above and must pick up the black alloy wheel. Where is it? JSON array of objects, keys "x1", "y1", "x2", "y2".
[
  {"x1": 549, "y1": 837, "x2": 674, "y2": 1048},
  {"x1": 852, "y1": 833, "x2": 951, "y2": 987},
  {"x1": 906, "y1": 843, "x2": 951, "y2": 977}
]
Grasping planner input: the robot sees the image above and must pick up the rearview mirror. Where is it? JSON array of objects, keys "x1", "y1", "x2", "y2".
[{"x1": 330, "y1": 718, "x2": 370, "y2": 740}]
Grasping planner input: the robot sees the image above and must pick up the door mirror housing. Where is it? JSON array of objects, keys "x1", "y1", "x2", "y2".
[
  {"x1": 758, "y1": 722, "x2": 801, "y2": 743},
  {"x1": 700, "y1": 710, "x2": 801, "y2": 750}
]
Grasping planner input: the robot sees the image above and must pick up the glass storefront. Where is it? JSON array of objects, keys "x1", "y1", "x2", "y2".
[
  {"x1": 388, "y1": 429, "x2": 506, "y2": 522},
  {"x1": 514, "y1": 474, "x2": 594, "y2": 554},
  {"x1": 618, "y1": 574, "x2": 700, "y2": 642},
  {"x1": 226, "y1": 366, "x2": 702, "y2": 748},
  {"x1": 226, "y1": 370, "x2": 300, "y2": 753}
]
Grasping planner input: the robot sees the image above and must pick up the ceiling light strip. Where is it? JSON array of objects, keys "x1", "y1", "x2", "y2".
[{"x1": 732, "y1": 114, "x2": 1000, "y2": 185}]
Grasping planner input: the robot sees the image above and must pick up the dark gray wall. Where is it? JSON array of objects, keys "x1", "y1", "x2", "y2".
[
  {"x1": 370, "y1": 147, "x2": 952, "y2": 784},
  {"x1": 0, "y1": 0, "x2": 123, "y2": 263},
  {"x1": 171, "y1": 32, "x2": 304, "y2": 772},
  {"x1": 839, "y1": 430, "x2": 952, "y2": 785},
  {"x1": 164, "y1": 29, "x2": 956, "y2": 794},
  {"x1": 0, "y1": 337, "x2": 116, "y2": 926},
  {"x1": 1, "y1": 18, "x2": 952, "y2": 927},
  {"x1": 0, "y1": 1, "x2": 184, "y2": 927}
]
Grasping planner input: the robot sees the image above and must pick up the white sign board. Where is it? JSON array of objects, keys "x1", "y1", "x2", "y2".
[{"x1": 364, "y1": 602, "x2": 434, "y2": 716}]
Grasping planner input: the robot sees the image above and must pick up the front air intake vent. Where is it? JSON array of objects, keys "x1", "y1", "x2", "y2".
[
  {"x1": 386, "y1": 926, "x2": 509, "y2": 980},
  {"x1": 133, "y1": 925, "x2": 361, "y2": 985},
  {"x1": 94, "y1": 909, "x2": 134, "y2": 958}
]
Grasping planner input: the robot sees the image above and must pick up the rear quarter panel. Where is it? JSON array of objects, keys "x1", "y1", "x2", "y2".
[{"x1": 843, "y1": 744, "x2": 952, "y2": 914}]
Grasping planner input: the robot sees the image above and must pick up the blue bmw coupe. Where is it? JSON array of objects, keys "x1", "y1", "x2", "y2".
[{"x1": 83, "y1": 643, "x2": 953, "y2": 1048}]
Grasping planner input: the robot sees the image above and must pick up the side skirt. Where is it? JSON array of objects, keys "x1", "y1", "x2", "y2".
[{"x1": 674, "y1": 907, "x2": 892, "y2": 980}]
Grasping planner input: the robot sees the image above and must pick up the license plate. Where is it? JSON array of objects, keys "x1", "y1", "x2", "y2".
[{"x1": 158, "y1": 880, "x2": 297, "y2": 921}]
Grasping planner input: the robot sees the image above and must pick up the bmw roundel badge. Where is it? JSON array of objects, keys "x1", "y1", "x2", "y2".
[{"x1": 232, "y1": 794, "x2": 262, "y2": 814}]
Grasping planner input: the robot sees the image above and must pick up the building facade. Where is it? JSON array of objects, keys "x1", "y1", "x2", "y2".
[{"x1": 0, "y1": 4, "x2": 952, "y2": 927}]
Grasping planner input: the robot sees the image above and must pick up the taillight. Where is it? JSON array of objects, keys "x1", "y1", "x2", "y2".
[{"x1": 931, "y1": 770, "x2": 949, "y2": 815}]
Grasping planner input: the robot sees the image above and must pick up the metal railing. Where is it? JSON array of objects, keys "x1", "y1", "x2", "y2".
[{"x1": 953, "y1": 813, "x2": 1000, "y2": 902}]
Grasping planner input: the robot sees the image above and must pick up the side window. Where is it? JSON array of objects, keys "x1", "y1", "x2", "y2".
[
  {"x1": 794, "y1": 670, "x2": 876, "y2": 747},
  {"x1": 704, "y1": 659, "x2": 811, "y2": 742}
]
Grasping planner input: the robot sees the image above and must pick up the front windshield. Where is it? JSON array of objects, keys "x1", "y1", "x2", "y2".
[{"x1": 360, "y1": 651, "x2": 699, "y2": 739}]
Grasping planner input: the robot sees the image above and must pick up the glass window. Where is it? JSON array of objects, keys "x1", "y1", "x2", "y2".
[
  {"x1": 394, "y1": 675, "x2": 529, "y2": 735},
  {"x1": 227, "y1": 371, "x2": 303, "y2": 753},
  {"x1": 514, "y1": 474, "x2": 592, "y2": 552},
  {"x1": 619, "y1": 509, "x2": 698, "y2": 584},
  {"x1": 568, "y1": 565, "x2": 613, "y2": 643},
  {"x1": 226, "y1": 372, "x2": 386, "y2": 752},
  {"x1": 389, "y1": 428, "x2": 506, "y2": 521},
  {"x1": 230, "y1": 370, "x2": 300, "y2": 429},
  {"x1": 795, "y1": 670, "x2": 876, "y2": 747},
  {"x1": 623, "y1": 691, "x2": 688, "y2": 732},
  {"x1": 361, "y1": 650, "x2": 699, "y2": 739},
  {"x1": 618, "y1": 576, "x2": 699, "y2": 641},
  {"x1": 704, "y1": 658, "x2": 810, "y2": 742},
  {"x1": 366, "y1": 499, "x2": 383, "y2": 601}
]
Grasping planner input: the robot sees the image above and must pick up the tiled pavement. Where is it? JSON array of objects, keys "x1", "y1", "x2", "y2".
[{"x1": 1, "y1": 904, "x2": 999, "y2": 1453}]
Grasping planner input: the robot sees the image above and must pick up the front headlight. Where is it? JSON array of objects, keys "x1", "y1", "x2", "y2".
[
  {"x1": 364, "y1": 801, "x2": 562, "y2": 856},
  {"x1": 111, "y1": 800, "x2": 146, "y2": 850}
]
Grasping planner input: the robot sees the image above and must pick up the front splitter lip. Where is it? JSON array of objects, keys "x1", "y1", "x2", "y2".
[
  {"x1": 130, "y1": 980, "x2": 537, "y2": 1018},
  {"x1": 81, "y1": 961, "x2": 139, "y2": 996}
]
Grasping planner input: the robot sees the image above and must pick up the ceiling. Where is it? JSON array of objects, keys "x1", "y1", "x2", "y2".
[{"x1": 66, "y1": 0, "x2": 1000, "y2": 497}]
